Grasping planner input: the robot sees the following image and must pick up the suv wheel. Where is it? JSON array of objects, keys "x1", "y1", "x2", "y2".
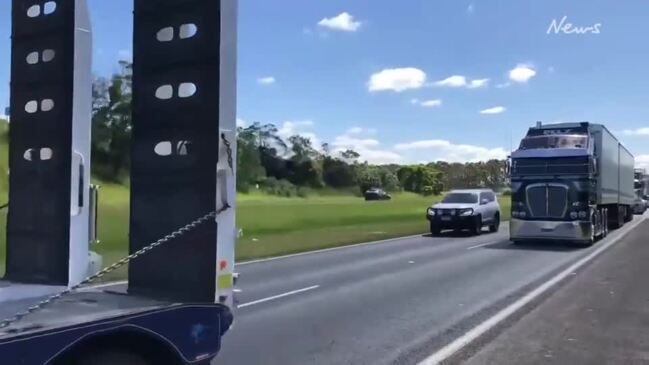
[
  {"x1": 470, "y1": 215, "x2": 482, "y2": 235},
  {"x1": 489, "y1": 213, "x2": 500, "y2": 233},
  {"x1": 430, "y1": 222, "x2": 441, "y2": 236}
]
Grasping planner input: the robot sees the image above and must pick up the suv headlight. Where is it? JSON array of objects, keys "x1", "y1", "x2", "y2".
[
  {"x1": 459, "y1": 208, "x2": 473, "y2": 216},
  {"x1": 427, "y1": 208, "x2": 435, "y2": 216}
]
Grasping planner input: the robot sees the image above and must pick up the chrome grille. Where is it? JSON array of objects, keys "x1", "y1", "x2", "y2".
[
  {"x1": 547, "y1": 186, "x2": 567, "y2": 217},
  {"x1": 526, "y1": 184, "x2": 568, "y2": 218},
  {"x1": 527, "y1": 186, "x2": 547, "y2": 217}
]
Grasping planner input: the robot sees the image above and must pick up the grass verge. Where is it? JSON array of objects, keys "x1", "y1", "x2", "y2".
[{"x1": 0, "y1": 184, "x2": 510, "y2": 279}]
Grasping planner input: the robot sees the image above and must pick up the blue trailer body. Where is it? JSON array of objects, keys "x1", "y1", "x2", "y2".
[{"x1": 0, "y1": 289, "x2": 233, "y2": 364}]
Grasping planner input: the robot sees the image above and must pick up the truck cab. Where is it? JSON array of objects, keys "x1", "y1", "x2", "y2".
[{"x1": 509, "y1": 122, "x2": 634, "y2": 245}]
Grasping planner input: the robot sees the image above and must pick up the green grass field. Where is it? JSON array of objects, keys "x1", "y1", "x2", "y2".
[
  {"x1": 0, "y1": 121, "x2": 512, "y2": 279},
  {"x1": 0, "y1": 180, "x2": 510, "y2": 279}
]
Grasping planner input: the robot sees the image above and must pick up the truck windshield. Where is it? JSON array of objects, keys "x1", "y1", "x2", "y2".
[
  {"x1": 442, "y1": 193, "x2": 478, "y2": 203},
  {"x1": 520, "y1": 135, "x2": 588, "y2": 150}
]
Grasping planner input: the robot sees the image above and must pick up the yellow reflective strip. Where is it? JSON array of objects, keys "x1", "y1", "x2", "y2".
[{"x1": 217, "y1": 273, "x2": 233, "y2": 289}]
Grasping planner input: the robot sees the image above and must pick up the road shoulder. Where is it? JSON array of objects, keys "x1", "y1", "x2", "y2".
[{"x1": 462, "y1": 219, "x2": 649, "y2": 364}]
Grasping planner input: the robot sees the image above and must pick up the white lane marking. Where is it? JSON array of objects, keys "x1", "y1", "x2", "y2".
[
  {"x1": 420, "y1": 216, "x2": 646, "y2": 365},
  {"x1": 79, "y1": 224, "x2": 512, "y2": 290},
  {"x1": 237, "y1": 234, "x2": 425, "y2": 266},
  {"x1": 237, "y1": 285, "x2": 320, "y2": 309},
  {"x1": 238, "y1": 222, "x2": 511, "y2": 266},
  {"x1": 466, "y1": 240, "x2": 500, "y2": 250}
]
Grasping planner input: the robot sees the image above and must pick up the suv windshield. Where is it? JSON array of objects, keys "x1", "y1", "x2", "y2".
[
  {"x1": 442, "y1": 193, "x2": 478, "y2": 204},
  {"x1": 520, "y1": 135, "x2": 588, "y2": 150}
]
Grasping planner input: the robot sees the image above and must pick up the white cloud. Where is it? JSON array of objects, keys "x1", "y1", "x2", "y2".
[
  {"x1": 394, "y1": 139, "x2": 508, "y2": 163},
  {"x1": 257, "y1": 76, "x2": 276, "y2": 85},
  {"x1": 118, "y1": 49, "x2": 132, "y2": 61},
  {"x1": 236, "y1": 118, "x2": 247, "y2": 127},
  {"x1": 435, "y1": 75, "x2": 467, "y2": 87},
  {"x1": 467, "y1": 78, "x2": 489, "y2": 89},
  {"x1": 509, "y1": 64, "x2": 537, "y2": 83},
  {"x1": 368, "y1": 67, "x2": 427, "y2": 92},
  {"x1": 636, "y1": 155, "x2": 649, "y2": 170},
  {"x1": 410, "y1": 98, "x2": 420, "y2": 105},
  {"x1": 495, "y1": 82, "x2": 511, "y2": 89},
  {"x1": 434, "y1": 75, "x2": 488, "y2": 89},
  {"x1": 276, "y1": 120, "x2": 321, "y2": 150},
  {"x1": 317, "y1": 12, "x2": 362, "y2": 32},
  {"x1": 480, "y1": 106, "x2": 506, "y2": 114},
  {"x1": 420, "y1": 99, "x2": 443, "y2": 108},
  {"x1": 622, "y1": 127, "x2": 649, "y2": 136},
  {"x1": 331, "y1": 130, "x2": 401, "y2": 164}
]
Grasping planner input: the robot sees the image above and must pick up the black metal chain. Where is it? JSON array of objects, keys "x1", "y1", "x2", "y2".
[
  {"x1": 0, "y1": 135, "x2": 236, "y2": 331},
  {"x1": 221, "y1": 133, "x2": 234, "y2": 173}
]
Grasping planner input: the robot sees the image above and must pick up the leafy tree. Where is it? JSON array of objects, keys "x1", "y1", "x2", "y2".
[
  {"x1": 236, "y1": 126, "x2": 266, "y2": 191},
  {"x1": 91, "y1": 61, "x2": 132, "y2": 181},
  {"x1": 379, "y1": 168, "x2": 400, "y2": 192},
  {"x1": 355, "y1": 164, "x2": 382, "y2": 193}
]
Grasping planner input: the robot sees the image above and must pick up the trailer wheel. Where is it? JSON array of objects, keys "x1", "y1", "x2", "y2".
[{"x1": 76, "y1": 349, "x2": 150, "y2": 365}]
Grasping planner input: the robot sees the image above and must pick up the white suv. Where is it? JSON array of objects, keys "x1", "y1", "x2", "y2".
[{"x1": 426, "y1": 189, "x2": 501, "y2": 236}]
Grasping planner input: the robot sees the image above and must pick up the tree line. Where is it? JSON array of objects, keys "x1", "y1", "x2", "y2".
[{"x1": 89, "y1": 61, "x2": 508, "y2": 197}]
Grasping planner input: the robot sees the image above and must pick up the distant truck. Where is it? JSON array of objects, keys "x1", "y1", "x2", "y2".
[
  {"x1": 633, "y1": 168, "x2": 649, "y2": 214},
  {"x1": 509, "y1": 122, "x2": 635, "y2": 245}
]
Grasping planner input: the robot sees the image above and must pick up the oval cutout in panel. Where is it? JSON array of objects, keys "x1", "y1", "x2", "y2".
[
  {"x1": 25, "y1": 100, "x2": 38, "y2": 114},
  {"x1": 41, "y1": 99, "x2": 55, "y2": 112},
  {"x1": 154, "y1": 141, "x2": 173, "y2": 156},
  {"x1": 178, "y1": 83, "x2": 197, "y2": 98},
  {"x1": 40, "y1": 148, "x2": 53, "y2": 160},
  {"x1": 155, "y1": 85, "x2": 173, "y2": 100},
  {"x1": 43, "y1": 1, "x2": 57, "y2": 15},
  {"x1": 27, "y1": 5, "x2": 41, "y2": 18},
  {"x1": 176, "y1": 141, "x2": 191, "y2": 155},
  {"x1": 156, "y1": 27, "x2": 174, "y2": 42},
  {"x1": 179, "y1": 24, "x2": 198, "y2": 39},
  {"x1": 26, "y1": 51, "x2": 40, "y2": 65},
  {"x1": 23, "y1": 149, "x2": 35, "y2": 161},
  {"x1": 42, "y1": 49, "x2": 55, "y2": 62}
]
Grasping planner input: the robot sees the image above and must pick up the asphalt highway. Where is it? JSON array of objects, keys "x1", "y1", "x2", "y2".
[{"x1": 214, "y1": 216, "x2": 646, "y2": 365}]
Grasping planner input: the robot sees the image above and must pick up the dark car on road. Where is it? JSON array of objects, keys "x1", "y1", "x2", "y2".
[{"x1": 364, "y1": 188, "x2": 391, "y2": 201}]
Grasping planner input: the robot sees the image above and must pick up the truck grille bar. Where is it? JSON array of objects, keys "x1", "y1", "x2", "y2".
[{"x1": 526, "y1": 184, "x2": 568, "y2": 218}]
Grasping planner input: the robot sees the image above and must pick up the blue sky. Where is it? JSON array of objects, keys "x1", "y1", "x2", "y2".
[{"x1": 1, "y1": 0, "x2": 649, "y2": 166}]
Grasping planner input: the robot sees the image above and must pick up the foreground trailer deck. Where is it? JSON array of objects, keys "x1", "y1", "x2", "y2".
[{"x1": 0, "y1": 285, "x2": 232, "y2": 364}]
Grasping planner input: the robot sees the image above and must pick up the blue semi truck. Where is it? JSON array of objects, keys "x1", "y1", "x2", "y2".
[
  {"x1": 509, "y1": 122, "x2": 635, "y2": 245},
  {"x1": 1, "y1": 1, "x2": 238, "y2": 364}
]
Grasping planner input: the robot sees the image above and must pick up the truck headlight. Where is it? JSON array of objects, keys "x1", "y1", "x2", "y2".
[
  {"x1": 512, "y1": 211, "x2": 519, "y2": 218},
  {"x1": 427, "y1": 208, "x2": 435, "y2": 216},
  {"x1": 519, "y1": 211, "x2": 527, "y2": 218},
  {"x1": 459, "y1": 208, "x2": 473, "y2": 216},
  {"x1": 578, "y1": 210, "x2": 588, "y2": 219},
  {"x1": 570, "y1": 211, "x2": 578, "y2": 219}
]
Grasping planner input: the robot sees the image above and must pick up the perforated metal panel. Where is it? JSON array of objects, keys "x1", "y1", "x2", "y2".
[
  {"x1": 129, "y1": 0, "x2": 221, "y2": 302},
  {"x1": 4, "y1": 0, "x2": 76, "y2": 285}
]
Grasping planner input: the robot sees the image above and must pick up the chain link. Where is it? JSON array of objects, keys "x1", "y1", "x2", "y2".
[
  {"x1": 221, "y1": 133, "x2": 234, "y2": 172},
  {"x1": 0, "y1": 135, "x2": 235, "y2": 331},
  {"x1": 0, "y1": 203, "x2": 231, "y2": 331}
]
